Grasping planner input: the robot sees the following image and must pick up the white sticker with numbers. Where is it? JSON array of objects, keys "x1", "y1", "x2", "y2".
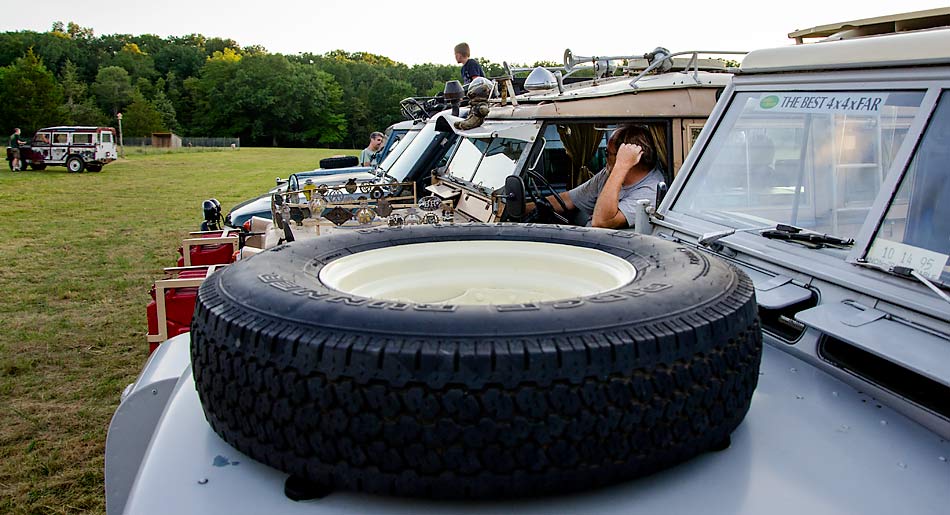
[{"x1": 866, "y1": 241, "x2": 949, "y2": 281}]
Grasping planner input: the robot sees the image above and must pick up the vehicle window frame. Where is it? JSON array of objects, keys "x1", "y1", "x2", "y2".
[
  {"x1": 662, "y1": 79, "x2": 940, "y2": 264},
  {"x1": 33, "y1": 132, "x2": 51, "y2": 146},
  {"x1": 441, "y1": 121, "x2": 542, "y2": 187},
  {"x1": 52, "y1": 133, "x2": 69, "y2": 145},
  {"x1": 377, "y1": 128, "x2": 418, "y2": 174},
  {"x1": 72, "y1": 133, "x2": 94, "y2": 145},
  {"x1": 852, "y1": 87, "x2": 948, "y2": 272}
]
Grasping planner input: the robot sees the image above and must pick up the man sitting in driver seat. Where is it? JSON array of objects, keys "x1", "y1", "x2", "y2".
[{"x1": 540, "y1": 125, "x2": 664, "y2": 229}]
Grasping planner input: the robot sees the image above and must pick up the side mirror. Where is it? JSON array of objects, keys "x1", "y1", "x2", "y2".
[
  {"x1": 501, "y1": 175, "x2": 526, "y2": 222},
  {"x1": 655, "y1": 181, "x2": 668, "y2": 208}
]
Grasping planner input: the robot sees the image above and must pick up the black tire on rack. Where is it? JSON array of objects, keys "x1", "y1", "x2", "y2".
[
  {"x1": 319, "y1": 155, "x2": 359, "y2": 169},
  {"x1": 190, "y1": 223, "x2": 762, "y2": 499}
]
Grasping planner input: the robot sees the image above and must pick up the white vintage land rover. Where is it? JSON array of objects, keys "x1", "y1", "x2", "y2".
[
  {"x1": 107, "y1": 10, "x2": 950, "y2": 515},
  {"x1": 12, "y1": 126, "x2": 118, "y2": 172}
]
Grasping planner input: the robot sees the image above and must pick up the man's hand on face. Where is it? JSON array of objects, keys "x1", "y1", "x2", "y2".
[{"x1": 612, "y1": 143, "x2": 643, "y2": 175}]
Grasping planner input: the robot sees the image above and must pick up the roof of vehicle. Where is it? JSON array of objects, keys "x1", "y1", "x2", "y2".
[
  {"x1": 743, "y1": 23, "x2": 950, "y2": 73},
  {"x1": 485, "y1": 70, "x2": 730, "y2": 121},
  {"x1": 389, "y1": 119, "x2": 419, "y2": 130},
  {"x1": 37, "y1": 126, "x2": 115, "y2": 132}
]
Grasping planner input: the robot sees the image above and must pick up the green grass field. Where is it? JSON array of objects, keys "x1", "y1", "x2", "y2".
[{"x1": 0, "y1": 147, "x2": 357, "y2": 514}]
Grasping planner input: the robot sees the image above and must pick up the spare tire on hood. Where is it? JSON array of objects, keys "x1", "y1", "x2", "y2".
[
  {"x1": 190, "y1": 223, "x2": 762, "y2": 499},
  {"x1": 319, "y1": 155, "x2": 360, "y2": 169}
]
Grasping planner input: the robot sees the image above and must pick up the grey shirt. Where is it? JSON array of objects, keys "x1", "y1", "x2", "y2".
[
  {"x1": 567, "y1": 166, "x2": 665, "y2": 228},
  {"x1": 360, "y1": 147, "x2": 379, "y2": 167}
]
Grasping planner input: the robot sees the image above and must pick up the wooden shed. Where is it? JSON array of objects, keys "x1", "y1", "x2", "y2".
[{"x1": 152, "y1": 132, "x2": 182, "y2": 148}]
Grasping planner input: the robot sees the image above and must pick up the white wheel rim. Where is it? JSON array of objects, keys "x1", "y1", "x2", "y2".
[{"x1": 319, "y1": 240, "x2": 637, "y2": 305}]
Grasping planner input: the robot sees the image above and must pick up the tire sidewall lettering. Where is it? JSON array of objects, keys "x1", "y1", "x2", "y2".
[{"x1": 256, "y1": 273, "x2": 673, "y2": 314}]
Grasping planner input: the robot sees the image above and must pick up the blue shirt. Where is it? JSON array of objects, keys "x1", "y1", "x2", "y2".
[{"x1": 461, "y1": 58, "x2": 484, "y2": 85}]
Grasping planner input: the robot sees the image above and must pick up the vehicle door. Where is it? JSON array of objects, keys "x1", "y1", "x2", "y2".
[
  {"x1": 525, "y1": 120, "x2": 675, "y2": 199},
  {"x1": 97, "y1": 130, "x2": 116, "y2": 159},
  {"x1": 50, "y1": 132, "x2": 69, "y2": 163},
  {"x1": 31, "y1": 131, "x2": 51, "y2": 162}
]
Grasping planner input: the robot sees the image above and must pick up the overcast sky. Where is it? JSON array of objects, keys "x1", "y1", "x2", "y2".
[{"x1": 1, "y1": 1, "x2": 946, "y2": 65}]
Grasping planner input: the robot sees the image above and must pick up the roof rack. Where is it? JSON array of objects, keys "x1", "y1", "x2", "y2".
[
  {"x1": 503, "y1": 48, "x2": 742, "y2": 83},
  {"x1": 788, "y1": 7, "x2": 950, "y2": 44},
  {"x1": 399, "y1": 95, "x2": 448, "y2": 122},
  {"x1": 628, "y1": 50, "x2": 746, "y2": 89}
]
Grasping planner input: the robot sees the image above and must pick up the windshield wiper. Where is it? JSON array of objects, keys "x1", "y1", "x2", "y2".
[
  {"x1": 699, "y1": 223, "x2": 809, "y2": 247},
  {"x1": 761, "y1": 225, "x2": 854, "y2": 248}
]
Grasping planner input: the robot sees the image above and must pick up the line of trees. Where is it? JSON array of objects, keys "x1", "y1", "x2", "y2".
[{"x1": 0, "y1": 22, "x2": 519, "y2": 147}]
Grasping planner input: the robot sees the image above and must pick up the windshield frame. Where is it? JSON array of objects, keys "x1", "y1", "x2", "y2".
[
  {"x1": 383, "y1": 121, "x2": 440, "y2": 182},
  {"x1": 440, "y1": 121, "x2": 543, "y2": 193},
  {"x1": 661, "y1": 78, "x2": 939, "y2": 265},
  {"x1": 850, "y1": 87, "x2": 943, "y2": 266}
]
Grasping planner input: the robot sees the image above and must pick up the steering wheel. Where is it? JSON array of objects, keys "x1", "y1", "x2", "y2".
[{"x1": 524, "y1": 170, "x2": 571, "y2": 224}]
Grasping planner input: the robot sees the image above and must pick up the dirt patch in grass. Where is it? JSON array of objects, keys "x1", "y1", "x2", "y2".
[{"x1": 0, "y1": 147, "x2": 356, "y2": 514}]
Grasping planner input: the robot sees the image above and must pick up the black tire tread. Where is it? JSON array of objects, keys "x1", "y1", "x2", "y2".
[
  {"x1": 319, "y1": 155, "x2": 360, "y2": 170},
  {"x1": 191, "y1": 255, "x2": 761, "y2": 498}
]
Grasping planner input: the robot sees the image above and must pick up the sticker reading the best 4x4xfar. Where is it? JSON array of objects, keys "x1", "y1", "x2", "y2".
[
  {"x1": 866, "y1": 240, "x2": 949, "y2": 281},
  {"x1": 755, "y1": 93, "x2": 889, "y2": 114}
]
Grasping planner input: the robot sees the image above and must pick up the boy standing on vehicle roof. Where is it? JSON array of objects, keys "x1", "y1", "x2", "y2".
[
  {"x1": 539, "y1": 125, "x2": 664, "y2": 229},
  {"x1": 454, "y1": 42, "x2": 485, "y2": 85},
  {"x1": 9, "y1": 128, "x2": 27, "y2": 172},
  {"x1": 360, "y1": 132, "x2": 385, "y2": 166}
]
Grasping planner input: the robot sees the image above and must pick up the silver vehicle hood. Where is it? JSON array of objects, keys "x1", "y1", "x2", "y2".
[{"x1": 109, "y1": 335, "x2": 950, "y2": 515}]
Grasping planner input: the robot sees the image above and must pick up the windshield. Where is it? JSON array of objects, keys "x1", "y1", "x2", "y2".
[
  {"x1": 377, "y1": 129, "x2": 418, "y2": 174},
  {"x1": 445, "y1": 136, "x2": 531, "y2": 190},
  {"x1": 673, "y1": 90, "x2": 925, "y2": 251},
  {"x1": 866, "y1": 92, "x2": 950, "y2": 286},
  {"x1": 472, "y1": 138, "x2": 529, "y2": 188},
  {"x1": 386, "y1": 122, "x2": 439, "y2": 182},
  {"x1": 442, "y1": 122, "x2": 540, "y2": 190}
]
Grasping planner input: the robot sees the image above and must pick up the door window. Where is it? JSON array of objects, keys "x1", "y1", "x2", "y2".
[{"x1": 32, "y1": 132, "x2": 51, "y2": 145}]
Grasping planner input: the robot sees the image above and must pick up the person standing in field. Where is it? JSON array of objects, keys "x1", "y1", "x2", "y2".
[
  {"x1": 9, "y1": 128, "x2": 28, "y2": 172},
  {"x1": 454, "y1": 42, "x2": 485, "y2": 85},
  {"x1": 360, "y1": 132, "x2": 385, "y2": 166}
]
